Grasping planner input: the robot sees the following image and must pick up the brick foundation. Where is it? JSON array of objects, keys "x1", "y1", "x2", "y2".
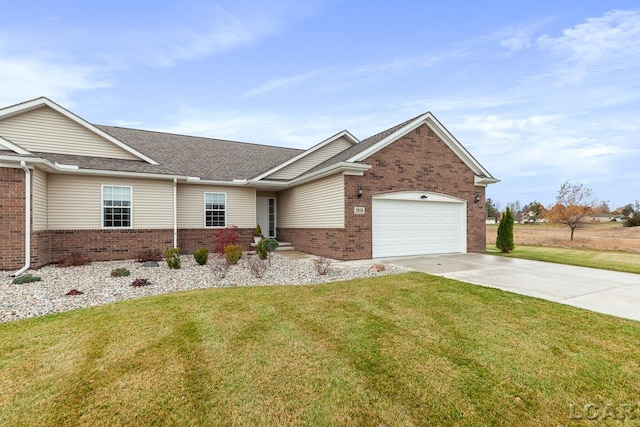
[
  {"x1": 48, "y1": 229, "x2": 174, "y2": 263},
  {"x1": 178, "y1": 228, "x2": 253, "y2": 255},
  {"x1": 0, "y1": 168, "x2": 26, "y2": 270}
]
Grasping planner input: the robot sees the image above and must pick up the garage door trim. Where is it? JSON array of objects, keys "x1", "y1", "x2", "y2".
[{"x1": 372, "y1": 191, "x2": 467, "y2": 258}]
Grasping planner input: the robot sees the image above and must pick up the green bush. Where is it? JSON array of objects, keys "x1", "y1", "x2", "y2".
[
  {"x1": 253, "y1": 224, "x2": 263, "y2": 237},
  {"x1": 624, "y1": 215, "x2": 640, "y2": 227},
  {"x1": 496, "y1": 207, "x2": 515, "y2": 253},
  {"x1": 193, "y1": 247, "x2": 209, "y2": 265},
  {"x1": 12, "y1": 274, "x2": 42, "y2": 284},
  {"x1": 164, "y1": 247, "x2": 181, "y2": 269},
  {"x1": 224, "y1": 244, "x2": 243, "y2": 265},
  {"x1": 256, "y1": 238, "x2": 268, "y2": 260},
  {"x1": 110, "y1": 268, "x2": 131, "y2": 277},
  {"x1": 261, "y1": 238, "x2": 280, "y2": 265}
]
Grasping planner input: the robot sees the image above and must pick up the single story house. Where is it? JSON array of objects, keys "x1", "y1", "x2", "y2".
[{"x1": 0, "y1": 97, "x2": 498, "y2": 274}]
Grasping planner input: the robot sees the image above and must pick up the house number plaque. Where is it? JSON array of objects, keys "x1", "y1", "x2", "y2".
[{"x1": 354, "y1": 206, "x2": 366, "y2": 215}]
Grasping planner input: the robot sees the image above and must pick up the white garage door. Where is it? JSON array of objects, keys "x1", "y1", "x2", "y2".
[{"x1": 372, "y1": 193, "x2": 466, "y2": 258}]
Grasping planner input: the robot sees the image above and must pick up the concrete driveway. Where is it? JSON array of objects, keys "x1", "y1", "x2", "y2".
[{"x1": 380, "y1": 253, "x2": 640, "y2": 322}]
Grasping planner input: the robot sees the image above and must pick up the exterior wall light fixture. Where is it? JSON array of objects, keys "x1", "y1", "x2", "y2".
[{"x1": 357, "y1": 186, "x2": 363, "y2": 198}]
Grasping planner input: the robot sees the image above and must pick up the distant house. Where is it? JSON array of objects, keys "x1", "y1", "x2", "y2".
[
  {"x1": 485, "y1": 217, "x2": 497, "y2": 225},
  {"x1": 0, "y1": 97, "x2": 498, "y2": 273},
  {"x1": 587, "y1": 214, "x2": 624, "y2": 222}
]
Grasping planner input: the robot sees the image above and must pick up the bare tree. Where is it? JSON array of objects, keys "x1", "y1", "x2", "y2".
[{"x1": 547, "y1": 181, "x2": 599, "y2": 240}]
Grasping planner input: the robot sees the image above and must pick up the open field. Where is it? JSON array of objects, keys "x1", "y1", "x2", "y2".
[
  {"x1": 2, "y1": 273, "x2": 640, "y2": 426},
  {"x1": 487, "y1": 222, "x2": 640, "y2": 253}
]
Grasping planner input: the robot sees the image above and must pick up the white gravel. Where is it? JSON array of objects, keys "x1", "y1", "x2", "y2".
[{"x1": 1, "y1": 254, "x2": 405, "y2": 323}]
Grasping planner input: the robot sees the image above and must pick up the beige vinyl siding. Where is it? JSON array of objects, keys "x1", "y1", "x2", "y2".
[
  {"x1": 267, "y1": 136, "x2": 354, "y2": 180},
  {"x1": 0, "y1": 106, "x2": 140, "y2": 160},
  {"x1": 278, "y1": 174, "x2": 344, "y2": 228},
  {"x1": 48, "y1": 174, "x2": 174, "y2": 229},
  {"x1": 32, "y1": 167, "x2": 48, "y2": 231},
  {"x1": 177, "y1": 184, "x2": 255, "y2": 228}
]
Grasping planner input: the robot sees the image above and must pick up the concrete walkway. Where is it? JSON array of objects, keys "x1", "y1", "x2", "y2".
[{"x1": 375, "y1": 253, "x2": 640, "y2": 322}]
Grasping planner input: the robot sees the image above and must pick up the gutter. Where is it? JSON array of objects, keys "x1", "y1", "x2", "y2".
[
  {"x1": 173, "y1": 178, "x2": 177, "y2": 248},
  {"x1": 12, "y1": 161, "x2": 31, "y2": 277}
]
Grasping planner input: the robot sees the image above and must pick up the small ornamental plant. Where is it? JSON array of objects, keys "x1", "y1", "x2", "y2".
[
  {"x1": 313, "y1": 256, "x2": 332, "y2": 276},
  {"x1": 214, "y1": 226, "x2": 241, "y2": 255},
  {"x1": 165, "y1": 248, "x2": 181, "y2": 269},
  {"x1": 193, "y1": 247, "x2": 209, "y2": 265},
  {"x1": 58, "y1": 251, "x2": 91, "y2": 267},
  {"x1": 137, "y1": 249, "x2": 163, "y2": 262},
  {"x1": 110, "y1": 268, "x2": 131, "y2": 277},
  {"x1": 246, "y1": 255, "x2": 268, "y2": 279},
  {"x1": 12, "y1": 274, "x2": 42, "y2": 284},
  {"x1": 210, "y1": 255, "x2": 230, "y2": 279},
  {"x1": 253, "y1": 224, "x2": 263, "y2": 238},
  {"x1": 256, "y1": 239, "x2": 268, "y2": 260},
  {"x1": 261, "y1": 238, "x2": 280, "y2": 265},
  {"x1": 224, "y1": 244, "x2": 243, "y2": 265},
  {"x1": 130, "y1": 278, "x2": 152, "y2": 287}
]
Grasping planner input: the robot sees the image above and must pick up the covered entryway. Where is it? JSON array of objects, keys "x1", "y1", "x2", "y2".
[
  {"x1": 372, "y1": 192, "x2": 466, "y2": 258},
  {"x1": 256, "y1": 197, "x2": 276, "y2": 238}
]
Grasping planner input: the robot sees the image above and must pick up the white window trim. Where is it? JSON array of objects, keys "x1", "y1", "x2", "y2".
[
  {"x1": 204, "y1": 192, "x2": 227, "y2": 228},
  {"x1": 101, "y1": 185, "x2": 133, "y2": 229}
]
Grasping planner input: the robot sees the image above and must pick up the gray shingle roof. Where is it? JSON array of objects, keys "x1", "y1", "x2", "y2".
[
  {"x1": 33, "y1": 152, "x2": 179, "y2": 175},
  {"x1": 295, "y1": 114, "x2": 424, "y2": 180},
  {"x1": 96, "y1": 125, "x2": 303, "y2": 181}
]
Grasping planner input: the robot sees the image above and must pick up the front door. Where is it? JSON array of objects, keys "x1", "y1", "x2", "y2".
[{"x1": 256, "y1": 197, "x2": 276, "y2": 238}]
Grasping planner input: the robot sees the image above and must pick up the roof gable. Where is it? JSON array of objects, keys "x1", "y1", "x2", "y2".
[
  {"x1": 256, "y1": 130, "x2": 359, "y2": 181},
  {"x1": 296, "y1": 112, "x2": 497, "y2": 183},
  {"x1": 0, "y1": 97, "x2": 158, "y2": 165},
  {"x1": 347, "y1": 112, "x2": 495, "y2": 179}
]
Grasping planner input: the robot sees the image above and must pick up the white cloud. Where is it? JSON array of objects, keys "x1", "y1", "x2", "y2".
[
  {"x1": 125, "y1": 1, "x2": 321, "y2": 68},
  {"x1": 536, "y1": 9, "x2": 640, "y2": 82},
  {"x1": 500, "y1": 36, "x2": 531, "y2": 51},
  {"x1": 243, "y1": 67, "x2": 334, "y2": 98},
  {"x1": 0, "y1": 52, "x2": 109, "y2": 106}
]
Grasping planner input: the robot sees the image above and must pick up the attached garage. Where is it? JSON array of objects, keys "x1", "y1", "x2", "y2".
[{"x1": 372, "y1": 192, "x2": 467, "y2": 258}]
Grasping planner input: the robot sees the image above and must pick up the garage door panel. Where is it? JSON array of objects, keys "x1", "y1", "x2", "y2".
[{"x1": 372, "y1": 198, "x2": 465, "y2": 258}]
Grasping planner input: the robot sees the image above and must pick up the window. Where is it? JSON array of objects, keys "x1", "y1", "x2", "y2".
[
  {"x1": 102, "y1": 185, "x2": 132, "y2": 228},
  {"x1": 205, "y1": 193, "x2": 226, "y2": 227}
]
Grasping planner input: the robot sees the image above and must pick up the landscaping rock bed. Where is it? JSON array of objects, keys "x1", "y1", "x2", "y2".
[{"x1": 0, "y1": 254, "x2": 405, "y2": 323}]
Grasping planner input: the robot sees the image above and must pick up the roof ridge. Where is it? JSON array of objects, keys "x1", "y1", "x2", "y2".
[{"x1": 97, "y1": 124, "x2": 304, "y2": 152}]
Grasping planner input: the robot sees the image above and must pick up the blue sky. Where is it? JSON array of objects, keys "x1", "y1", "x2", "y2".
[{"x1": 2, "y1": 1, "x2": 639, "y2": 209}]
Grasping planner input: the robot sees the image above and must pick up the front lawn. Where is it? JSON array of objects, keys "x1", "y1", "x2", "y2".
[
  {"x1": 1, "y1": 273, "x2": 639, "y2": 426},
  {"x1": 487, "y1": 244, "x2": 640, "y2": 274}
]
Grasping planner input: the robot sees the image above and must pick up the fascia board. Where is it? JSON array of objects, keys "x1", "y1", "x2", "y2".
[
  {"x1": 0, "y1": 97, "x2": 160, "y2": 166},
  {"x1": 0, "y1": 136, "x2": 32, "y2": 155},
  {"x1": 0, "y1": 154, "x2": 184, "y2": 180},
  {"x1": 347, "y1": 113, "x2": 430, "y2": 162},
  {"x1": 252, "y1": 130, "x2": 360, "y2": 181},
  {"x1": 348, "y1": 112, "x2": 496, "y2": 180}
]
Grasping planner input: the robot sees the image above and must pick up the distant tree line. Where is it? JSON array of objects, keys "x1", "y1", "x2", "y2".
[{"x1": 489, "y1": 181, "x2": 640, "y2": 241}]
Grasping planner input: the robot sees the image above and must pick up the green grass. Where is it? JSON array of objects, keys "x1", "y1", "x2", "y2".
[
  {"x1": 2, "y1": 273, "x2": 640, "y2": 426},
  {"x1": 487, "y1": 244, "x2": 640, "y2": 274}
]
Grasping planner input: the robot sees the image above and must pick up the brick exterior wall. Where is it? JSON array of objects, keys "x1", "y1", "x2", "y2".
[
  {"x1": 178, "y1": 228, "x2": 253, "y2": 255},
  {"x1": 281, "y1": 123, "x2": 487, "y2": 261},
  {"x1": 0, "y1": 168, "x2": 26, "y2": 270},
  {"x1": 4, "y1": 227, "x2": 254, "y2": 270},
  {"x1": 47, "y1": 229, "x2": 174, "y2": 263},
  {"x1": 276, "y1": 228, "x2": 347, "y2": 259}
]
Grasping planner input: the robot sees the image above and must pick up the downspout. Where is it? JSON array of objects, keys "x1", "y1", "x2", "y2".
[
  {"x1": 173, "y1": 178, "x2": 177, "y2": 248},
  {"x1": 12, "y1": 161, "x2": 31, "y2": 277}
]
